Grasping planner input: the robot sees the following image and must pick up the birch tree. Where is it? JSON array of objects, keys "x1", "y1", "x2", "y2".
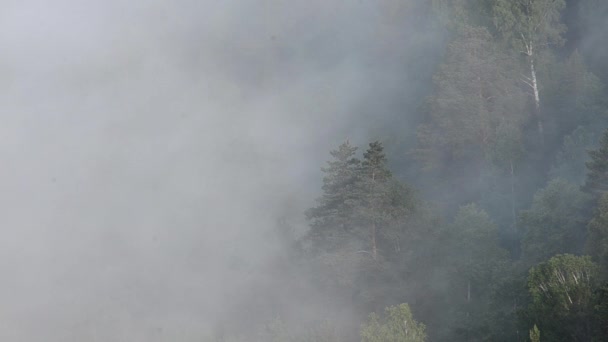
[
  {"x1": 360, "y1": 303, "x2": 426, "y2": 342},
  {"x1": 491, "y1": 0, "x2": 566, "y2": 143},
  {"x1": 527, "y1": 254, "x2": 599, "y2": 341}
]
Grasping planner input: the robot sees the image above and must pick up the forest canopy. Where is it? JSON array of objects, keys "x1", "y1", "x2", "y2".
[{"x1": 213, "y1": 0, "x2": 608, "y2": 341}]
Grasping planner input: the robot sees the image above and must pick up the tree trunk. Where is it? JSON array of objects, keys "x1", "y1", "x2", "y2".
[
  {"x1": 466, "y1": 279, "x2": 471, "y2": 318},
  {"x1": 371, "y1": 222, "x2": 377, "y2": 261},
  {"x1": 510, "y1": 159, "x2": 517, "y2": 231},
  {"x1": 530, "y1": 58, "x2": 544, "y2": 144},
  {"x1": 370, "y1": 170, "x2": 378, "y2": 261}
]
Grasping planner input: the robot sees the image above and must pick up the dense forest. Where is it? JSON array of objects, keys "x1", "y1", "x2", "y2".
[{"x1": 211, "y1": 0, "x2": 608, "y2": 341}]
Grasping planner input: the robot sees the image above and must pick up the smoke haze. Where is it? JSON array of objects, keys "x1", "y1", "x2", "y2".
[{"x1": 0, "y1": 1, "x2": 442, "y2": 340}]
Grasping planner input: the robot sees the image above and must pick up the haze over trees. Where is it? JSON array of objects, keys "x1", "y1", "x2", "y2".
[
  {"x1": 211, "y1": 0, "x2": 608, "y2": 341},
  {"x1": 4, "y1": 0, "x2": 608, "y2": 341}
]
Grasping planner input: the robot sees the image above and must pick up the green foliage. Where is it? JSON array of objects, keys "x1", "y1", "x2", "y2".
[
  {"x1": 442, "y1": 204, "x2": 510, "y2": 340},
  {"x1": 529, "y1": 324, "x2": 540, "y2": 342},
  {"x1": 550, "y1": 126, "x2": 596, "y2": 184},
  {"x1": 491, "y1": 0, "x2": 566, "y2": 50},
  {"x1": 578, "y1": 0, "x2": 608, "y2": 82},
  {"x1": 547, "y1": 52, "x2": 605, "y2": 135},
  {"x1": 593, "y1": 283, "x2": 608, "y2": 339},
  {"x1": 305, "y1": 141, "x2": 425, "y2": 318},
  {"x1": 417, "y1": 24, "x2": 525, "y2": 171},
  {"x1": 360, "y1": 303, "x2": 426, "y2": 342},
  {"x1": 586, "y1": 193, "x2": 608, "y2": 273},
  {"x1": 529, "y1": 254, "x2": 598, "y2": 313},
  {"x1": 526, "y1": 254, "x2": 599, "y2": 341},
  {"x1": 519, "y1": 179, "x2": 592, "y2": 265},
  {"x1": 306, "y1": 141, "x2": 361, "y2": 251},
  {"x1": 292, "y1": 3, "x2": 608, "y2": 340},
  {"x1": 415, "y1": 23, "x2": 528, "y2": 223},
  {"x1": 583, "y1": 129, "x2": 608, "y2": 195}
]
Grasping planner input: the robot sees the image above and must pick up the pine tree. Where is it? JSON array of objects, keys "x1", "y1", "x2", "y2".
[
  {"x1": 586, "y1": 193, "x2": 608, "y2": 273},
  {"x1": 417, "y1": 25, "x2": 525, "y2": 170},
  {"x1": 443, "y1": 204, "x2": 509, "y2": 340},
  {"x1": 358, "y1": 141, "x2": 393, "y2": 261},
  {"x1": 306, "y1": 141, "x2": 361, "y2": 251},
  {"x1": 415, "y1": 24, "x2": 526, "y2": 215},
  {"x1": 550, "y1": 126, "x2": 595, "y2": 185},
  {"x1": 583, "y1": 129, "x2": 608, "y2": 195},
  {"x1": 519, "y1": 179, "x2": 591, "y2": 265}
]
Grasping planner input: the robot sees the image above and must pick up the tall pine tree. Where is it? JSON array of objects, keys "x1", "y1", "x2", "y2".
[
  {"x1": 582, "y1": 129, "x2": 608, "y2": 195},
  {"x1": 306, "y1": 141, "x2": 361, "y2": 252}
]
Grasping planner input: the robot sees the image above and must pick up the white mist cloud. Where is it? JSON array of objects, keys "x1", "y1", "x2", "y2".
[{"x1": 0, "y1": 1, "x2": 440, "y2": 340}]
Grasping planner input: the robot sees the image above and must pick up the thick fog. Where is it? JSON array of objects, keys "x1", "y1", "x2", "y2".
[{"x1": 0, "y1": 1, "x2": 442, "y2": 340}]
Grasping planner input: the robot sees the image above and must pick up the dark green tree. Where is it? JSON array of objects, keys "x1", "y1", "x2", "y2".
[
  {"x1": 519, "y1": 179, "x2": 592, "y2": 265},
  {"x1": 306, "y1": 141, "x2": 361, "y2": 252},
  {"x1": 593, "y1": 283, "x2": 608, "y2": 339},
  {"x1": 550, "y1": 126, "x2": 596, "y2": 185},
  {"x1": 586, "y1": 193, "x2": 608, "y2": 274},
  {"x1": 443, "y1": 204, "x2": 509, "y2": 340},
  {"x1": 417, "y1": 25, "x2": 525, "y2": 171},
  {"x1": 543, "y1": 51, "x2": 605, "y2": 138},
  {"x1": 416, "y1": 24, "x2": 527, "y2": 217},
  {"x1": 357, "y1": 141, "x2": 394, "y2": 261},
  {"x1": 583, "y1": 129, "x2": 608, "y2": 195}
]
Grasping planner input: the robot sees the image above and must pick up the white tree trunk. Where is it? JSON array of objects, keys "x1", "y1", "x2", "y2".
[
  {"x1": 510, "y1": 159, "x2": 516, "y2": 231},
  {"x1": 530, "y1": 58, "x2": 544, "y2": 143}
]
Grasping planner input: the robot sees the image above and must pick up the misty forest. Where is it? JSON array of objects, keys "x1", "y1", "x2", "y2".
[{"x1": 5, "y1": 0, "x2": 608, "y2": 341}]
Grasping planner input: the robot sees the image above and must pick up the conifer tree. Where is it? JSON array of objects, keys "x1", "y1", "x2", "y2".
[
  {"x1": 520, "y1": 179, "x2": 591, "y2": 265},
  {"x1": 586, "y1": 193, "x2": 608, "y2": 273},
  {"x1": 583, "y1": 129, "x2": 608, "y2": 195},
  {"x1": 306, "y1": 141, "x2": 361, "y2": 251},
  {"x1": 358, "y1": 141, "x2": 393, "y2": 261},
  {"x1": 444, "y1": 204, "x2": 509, "y2": 339}
]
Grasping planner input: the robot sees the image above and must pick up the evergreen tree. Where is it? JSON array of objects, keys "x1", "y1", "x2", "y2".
[
  {"x1": 417, "y1": 25, "x2": 525, "y2": 171},
  {"x1": 544, "y1": 51, "x2": 605, "y2": 138},
  {"x1": 306, "y1": 141, "x2": 361, "y2": 252},
  {"x1": 583, "y1": 129, "x2": 608, "y2": 195},
  {"x1": 443, "y1": 204, "x2": 509, "y2": 340},
  {"x1": 593, "y1": 283, "x2": 608, "y2": 339},
  {"x1": 519, "y1": 179, "x2": 592, "y2": 265},
  {"x1": 550, "y1": 126, "x2": 596, "y2": 185},
  {"x1": 586, "y1": 193, "x2": 608, "y2": 274},
  {"x1": 416, "y1": 24, "x2": 527, "y2": 214},
  {"x1": 357, "y1": 141, "x2": 394, "y2": 261}
]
